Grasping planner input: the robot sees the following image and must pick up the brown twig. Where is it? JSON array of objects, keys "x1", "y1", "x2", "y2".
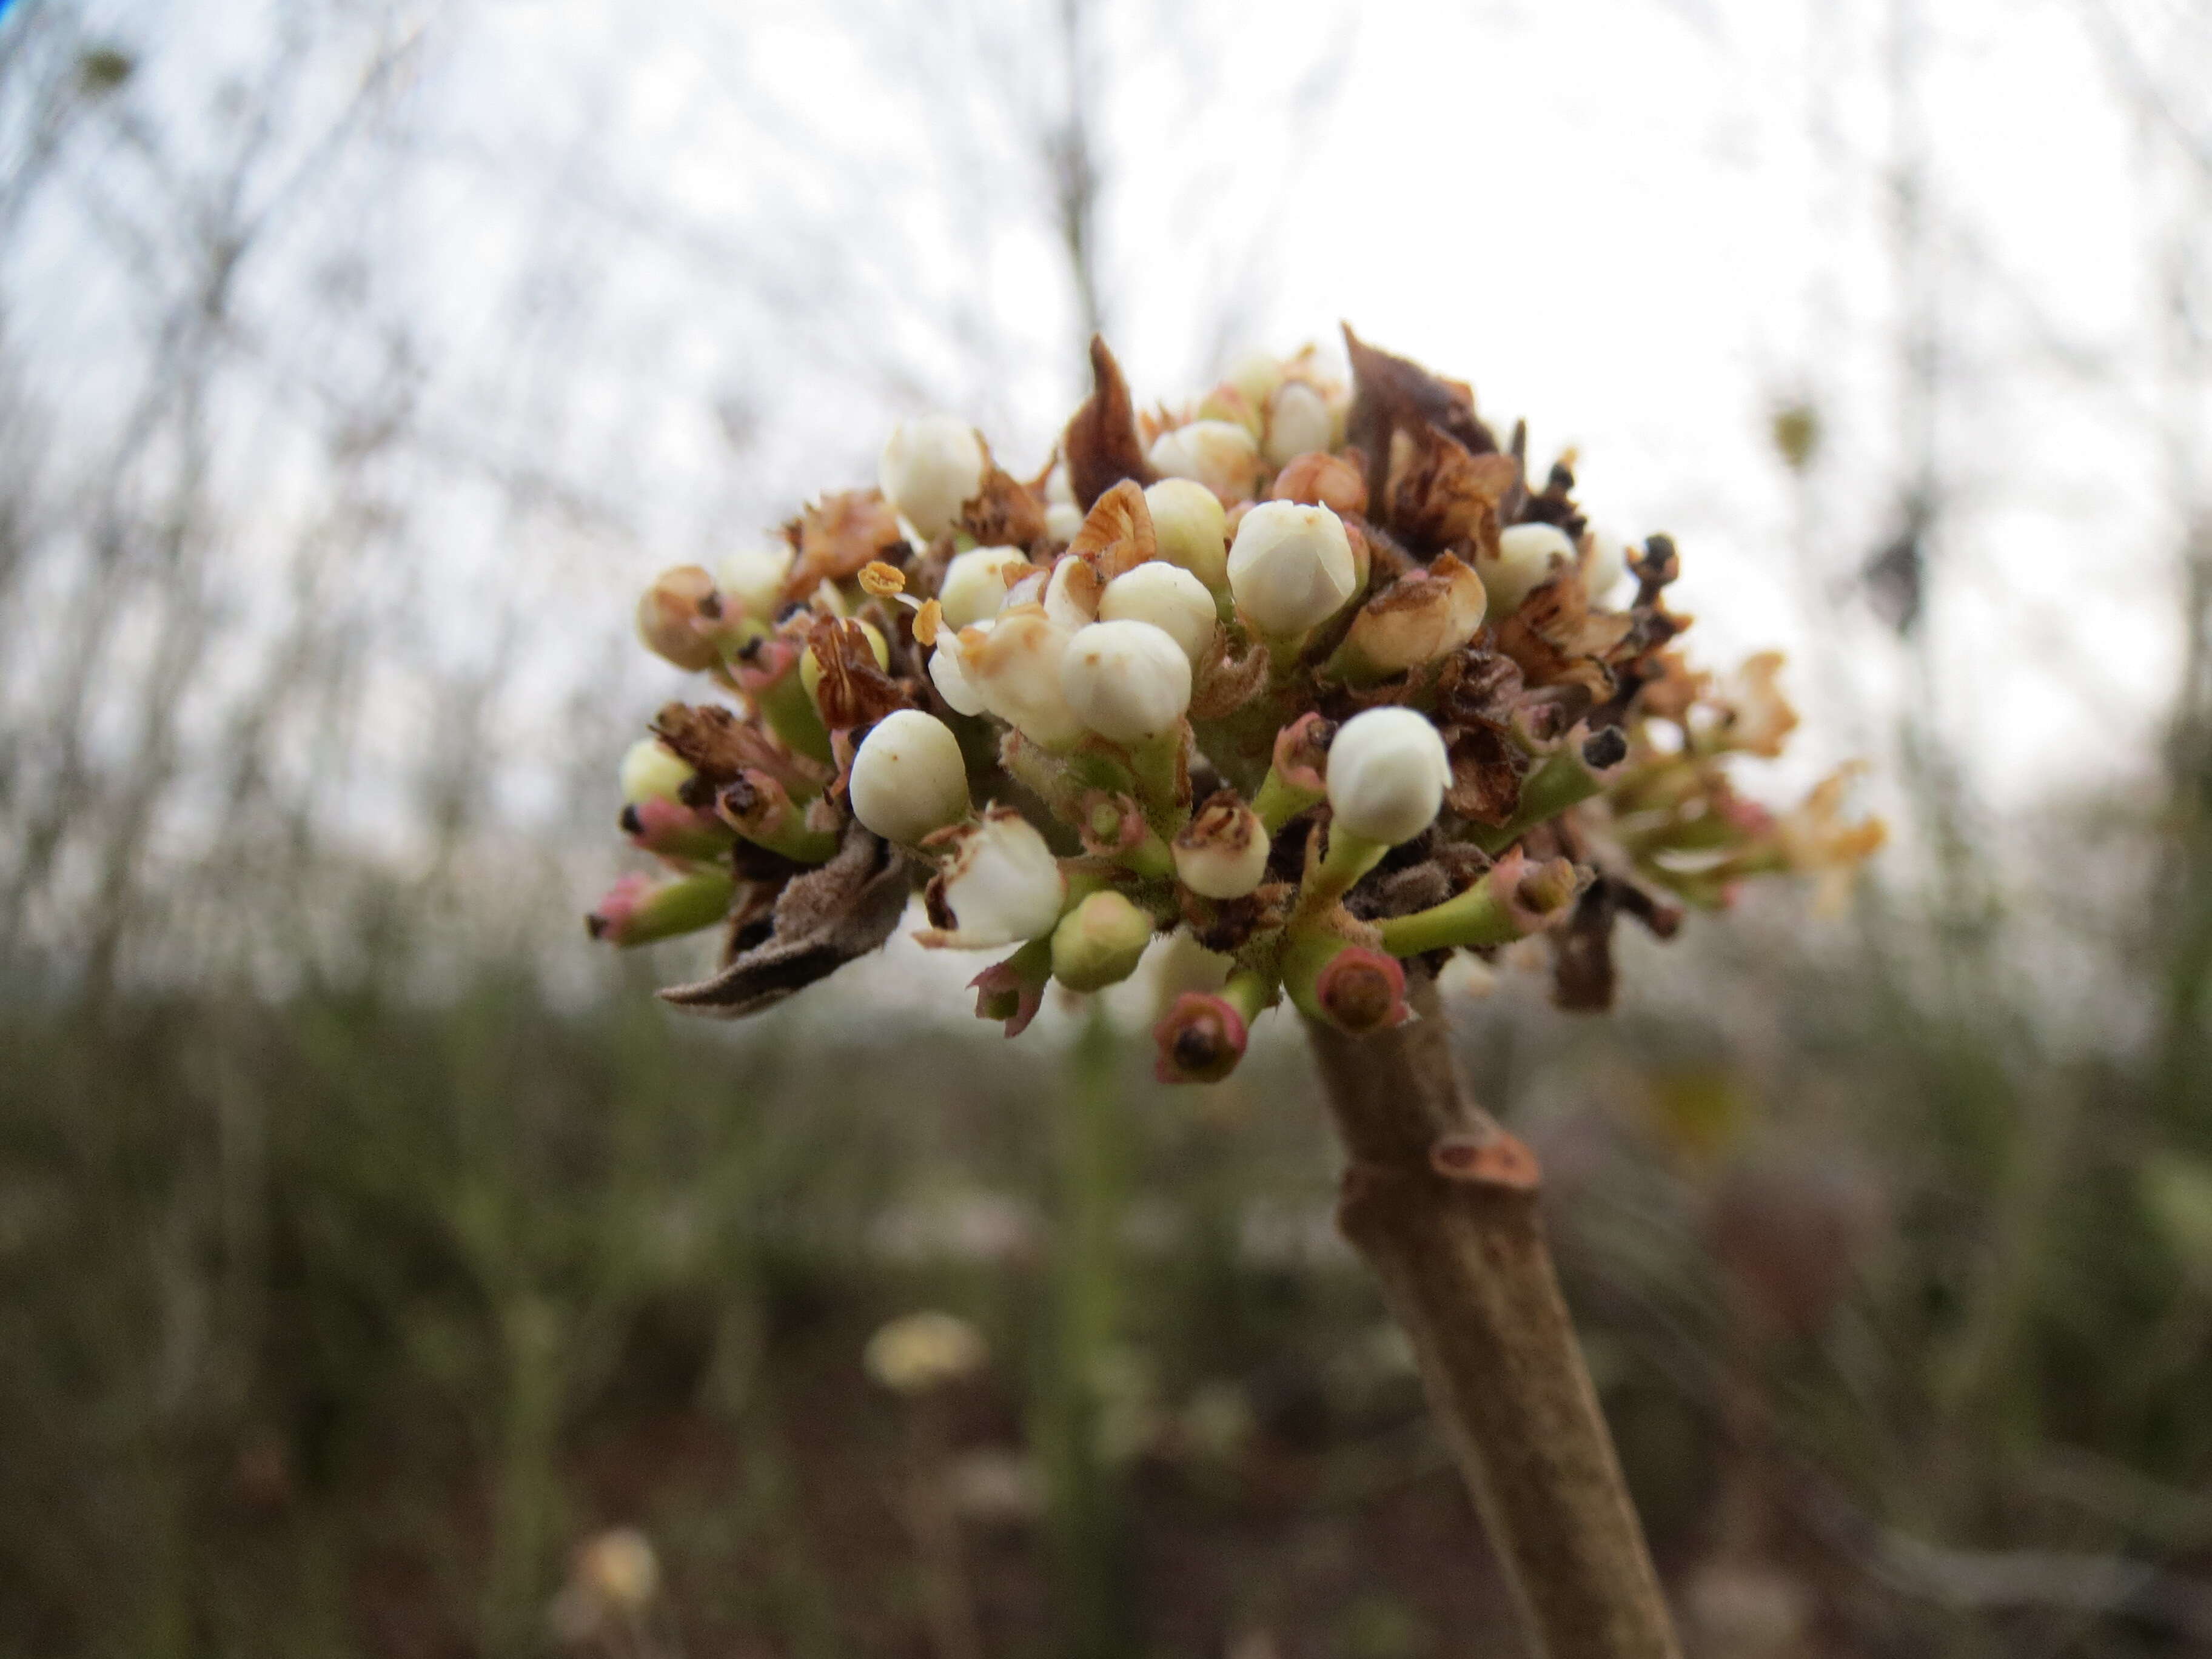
[{"x1": 1302, "y1": 976, "x2": 1681, "y2": 1659}]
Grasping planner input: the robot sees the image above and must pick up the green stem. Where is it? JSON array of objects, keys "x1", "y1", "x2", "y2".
[
  {"x1": 1252, "y1": 763, "x2": 1324, "y2": 836},
  {"x1": 1279, "y1": 927, "x2": 1350, "y2": 1021},
  {"x1": 732, "y1": 813, "x2": 839, "y2": 866},
  {"x1": 1039, "y1": 1003, "x2": 1136, "y2": 1659},
  {"x1": 754, "y1": 665, "x2": 834, "y2": 766},
  {"x1": 1472, "y1": 749, "x2": 1606, "y2": 854},
  {"x1": 1376, "y1": 877, "x2": 1524, "y2": 957},
  {"x1": 1295, "y1": 823, "x2": 1387, "y2": 919}
]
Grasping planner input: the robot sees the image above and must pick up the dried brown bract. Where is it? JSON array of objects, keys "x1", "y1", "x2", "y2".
[
  {"x1": 1062, "y1": 335, "x2": 1155, "y2": 509},
  {"x1": 805, "y1": 615, "x2": 910, "y2": 730},
  {"x1": 781, "y1": 488, "x2": 905, "y2": 601}
]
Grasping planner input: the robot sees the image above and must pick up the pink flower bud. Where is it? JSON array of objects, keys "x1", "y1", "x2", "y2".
[
  {"x1": 1152, "y1": 991, "x2": 1249, "y2": 1084},
  {"x1": 586, "y1": 868, "x2": 736, "y2": 947},
  {"x1": 1312, "y1": 945, "x2": 1409, "y2": 1034},
  {"x1": 635, "y1": 566, "x2": 724, "y2": 672}
]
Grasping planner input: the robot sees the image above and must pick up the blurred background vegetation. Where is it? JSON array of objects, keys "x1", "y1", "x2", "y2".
[{"x1": 3, "y1": 0, "x2": 2211, "y2": 1654}]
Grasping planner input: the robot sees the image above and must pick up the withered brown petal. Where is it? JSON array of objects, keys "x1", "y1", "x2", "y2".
[
  {"x1": 1389, "y1": 423, "x2": 1517, "y2": 556},
  {"x1": 960, "y1": 464, "x2": 1050, "y2": 549},
  {"x1": 1063, "y1": 335, "x2": 1156, "y2": 510},
  {"x1": 780, "y1": 489, "x2": 905, "y2": 603},
  {"x1": 1444, "y1": 725, "x2": 1529, "y2": 826},
  {"x1": 1068, "y1": 478, "x2": 1158, "y2": 581},
  {"x1": 805, "y1": 616, "x2": 911, "y2": 730},
  {"x1": 658, "y1": 822, "x2": 910, "y2": 1017},
  {"x1": 1436, "y1": 648, "x2": 1527, "y2": 729},
  {"x1": 652, "y1": 702, "x2": 785, "y2": 785},
  {"x1": 1342, "y1": 323, "x2": 1498, "y2": 509}
]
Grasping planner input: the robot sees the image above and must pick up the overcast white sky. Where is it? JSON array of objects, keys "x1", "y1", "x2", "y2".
[{"x1": 5, "y1": 0, "x2": 2208, "y2": 998}]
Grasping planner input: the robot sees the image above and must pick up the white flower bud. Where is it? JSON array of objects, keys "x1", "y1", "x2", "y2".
[
  {"x1": 619, "y1": 738, "x2": 694, "y2": 808},
  {"x1": 1045, "y1": 463, "x2": 1084, "y2": 542},
  {"x1": 959, "y1": 607, "x2": 1085, "y2": 748},
  {"x1": 1580, "y1": 525, "x2": 1629, "y2": 604},
  {"x1": 926, "y1": 808, "x2": 1067, "y2": 947},
  {"x1": 1227, "y1": 501, "x2": 1358, "y2": 637},
  {"x1": 1172, "y1": 796, "x2": 1270, "y2": 899},
  {"x1": 1144, "y1": 478, "x2": 1230, "y2": 592},
  {"x1": 1326, "y1": 706, "x2": 1451, "y2": 845},
  {"x1": 1147, "y1": 420, "x2": 1260, "y2": 503},
  {"x1": 878, "y1": 414, "x2": 988, "y2": 541},
  {"x1": 1225, "y1": 351, "x2": 1285, "y2": 410},
  {"x1": 717, "y1": 544, "x2": 793, "y2": 618},
  {"x1": 929, "y1": 620, "x2": 990, "y2": 716},
  {"x1": 938, "y1": 545, "x2": 1031, "y2": 629},
  {"x1": 1483, "y1": 523, "x2": 1577, "y2": 616},
  {"x1": 1099, "y1": 562, "x2": 1215, "y2": 665},
  {"x1": 1043, "y1": 552, "x2": 1102, "y2": 631},
  {"x1": 849, "y1": 709, "x2": 972, "y2": 844},
  {"x1": 1263, "y1": 380, "x2": 1334, "y2": 468},
  {"x1": 1059, "y1": 619, "x2": 1192, "y2": 744}
]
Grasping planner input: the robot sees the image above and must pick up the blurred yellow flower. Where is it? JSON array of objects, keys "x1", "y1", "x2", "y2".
[{"x1": 865, "y1": 1310, "x2": 988, "y2": 1394}]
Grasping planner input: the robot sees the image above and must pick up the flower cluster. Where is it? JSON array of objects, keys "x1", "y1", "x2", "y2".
[{"x1": 591, "y1": 329, "x2": 1883, "y2": 1081}]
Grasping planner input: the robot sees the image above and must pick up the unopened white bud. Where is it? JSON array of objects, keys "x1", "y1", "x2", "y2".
[
  {"x1": 879, "y1": 414, "x2": 988, "y2": 541},
  {"x1": 959, "y1": 607, "x2": 1085, "y2": 748},
  {"x1": 849, "y1": 709, "x2": 972, "y2": 844},
  {"x1": 939, "y1": 545, "x2": 1031, "y2": 629},
  {"x1": 1483, "y1": 523, "x2": 1577, "y2": 616},
  {"x1": 1326, "y1": 706, "x2": 1451, "y2": 845},
  {"x1": 1060, "y1": 619, "x2": 1192, "y2": 744},
  {"x1": 1147, "y1": 420, "x2": 1260, "y2": 503},
  {"x1": 1144, "y1": 478, "x2": 1230, "y2": 592},
  {"x1": 1099, "y1": 562, "x2": 1215, "y2": 665},
  {"x1": 1580, "y1": 525, "x2": 1629, "y2": 604},
  {"x1": 1263, "y1": 380, "x2": 1334, "y2": 468},
  {"x1": 1224, "y1": 351, "x2": 1285, "y2": 410},
  {"x1": 927, "y1": 808, "x2": 1067, "y2": 947},
  {"x1": 1227, "y1": 501, "x2": 1358, "y2": 637},
  {"x1": 930, "y1": 621, "x2": 990, "y2": 716},
  {"x1": 717, "y1": 544, "x2": 794, "y2": 618},
  {"x1": 619, "y1": 739, "x2": 694, "y2": 808},
  {"x1": 1044, "y1": 464, "x2": 1084, "y2": 541}
]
